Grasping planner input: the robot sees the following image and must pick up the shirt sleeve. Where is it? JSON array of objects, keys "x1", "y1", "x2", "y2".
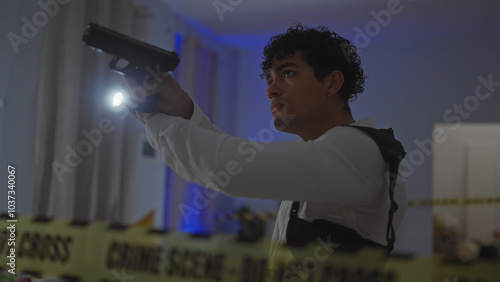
[
  {"x1": 188, "y1": 100, "x2": 223, "y2": 133},
  {"x1": 145, "y1": 111, "x2": 387, "y2": 207}
]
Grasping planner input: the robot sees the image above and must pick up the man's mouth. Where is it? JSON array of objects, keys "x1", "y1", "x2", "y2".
[{"x1": 271, "y1": 102, "x2": 284, "y2": 113}]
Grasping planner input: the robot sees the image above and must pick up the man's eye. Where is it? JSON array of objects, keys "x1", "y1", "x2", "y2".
[
  {"x1": 283, "y1": 70, "x2": 294, "y2": 78},
  {"x1": 267, "y1": 79, "x2": 273, "y2": 86}
]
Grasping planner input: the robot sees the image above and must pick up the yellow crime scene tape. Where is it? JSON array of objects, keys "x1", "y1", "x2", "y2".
[
  {"x1": 212, "y1": 197, "x2": 500, "y2": 225},
  {"x1": 408, "y1": 197, "x2": 500, "y2": 207},
  {"x1": 214, "y1": 211, "x2": 277, "y2": 222},
  {"x1": 0, "y1": 214, "x2": 498, "y2": 282}
]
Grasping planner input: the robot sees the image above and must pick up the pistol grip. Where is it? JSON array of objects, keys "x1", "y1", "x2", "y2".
[{"x1": 133, "y1": 93, "x2": 159, "y2": 113}]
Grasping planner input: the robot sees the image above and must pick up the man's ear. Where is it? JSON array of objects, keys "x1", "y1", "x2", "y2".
[{"x1": 326, "y1": 70, "x2": 344, "y2": 98}]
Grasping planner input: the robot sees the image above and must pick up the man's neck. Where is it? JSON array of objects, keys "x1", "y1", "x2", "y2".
[{"x1": 298, "y1": 114, "x2": 354, "y2": 141}]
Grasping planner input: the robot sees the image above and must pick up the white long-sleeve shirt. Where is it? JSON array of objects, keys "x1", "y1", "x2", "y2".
[{"x1": 145, "y1": 102, "x2": 407, "y2": 262}]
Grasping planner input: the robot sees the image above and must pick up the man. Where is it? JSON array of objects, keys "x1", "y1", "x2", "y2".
[{"x1": 126, "y1": 23, "x2": 407, "y2": 274}]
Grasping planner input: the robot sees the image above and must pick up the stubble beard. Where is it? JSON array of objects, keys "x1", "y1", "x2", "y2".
[{"x1": 273, "y1": 111, "x2": 297, "y2": 133}]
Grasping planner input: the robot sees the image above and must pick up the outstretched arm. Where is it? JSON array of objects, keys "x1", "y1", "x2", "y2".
[{"x1": 146, "y1": 113, "x2": 387, "y2": 207}]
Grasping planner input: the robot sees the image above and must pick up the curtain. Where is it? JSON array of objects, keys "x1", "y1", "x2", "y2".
[
  {"x1": 33, "y1": 0, "x2": 150, "y2": 224},
  {"x1": 164, "y1": 35, "x2": 221, "y2": 234}
]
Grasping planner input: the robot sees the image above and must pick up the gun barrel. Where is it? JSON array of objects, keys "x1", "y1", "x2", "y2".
[{"x1": 82, "y1": 23, "x2": 179, "y2": 73}]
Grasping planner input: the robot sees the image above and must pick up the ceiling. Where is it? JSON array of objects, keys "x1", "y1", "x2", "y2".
[{"x1": 158, "y1": 0, "x2": 500, "y2": 49}]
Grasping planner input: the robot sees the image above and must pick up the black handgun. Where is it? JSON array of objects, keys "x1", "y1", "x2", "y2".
[{"x1": 82, "y1": 22, "x2": 180, "y2": 112}]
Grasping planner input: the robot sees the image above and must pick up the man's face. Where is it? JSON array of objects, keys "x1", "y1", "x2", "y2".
[{"x1": 265, "y1": 52, "x2": 332, "y2": 138}]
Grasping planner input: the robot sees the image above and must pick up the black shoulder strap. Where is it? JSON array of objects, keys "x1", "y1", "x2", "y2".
[
  {"x1": 289, "y1": 126, "x2": 406, "y2": 253},
  {"x1": 348, "y1": 126, "x2": 406, "y2": 252}
]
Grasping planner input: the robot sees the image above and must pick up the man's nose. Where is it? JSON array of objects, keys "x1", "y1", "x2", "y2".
[{"x1": 266, "y1": 80, "x2": 282, "y2": 99}]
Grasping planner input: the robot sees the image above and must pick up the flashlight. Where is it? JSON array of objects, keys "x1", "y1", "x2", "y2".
[{"x1": 112, "y1": 91, "x2": 124, "y2": 107}]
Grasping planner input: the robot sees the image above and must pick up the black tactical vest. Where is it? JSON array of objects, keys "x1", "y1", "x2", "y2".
[{"x1": 285, "y1": 126, "x2": 406, "y2": 254}]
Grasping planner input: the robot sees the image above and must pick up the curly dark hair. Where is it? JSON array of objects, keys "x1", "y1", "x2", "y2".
[{"x1": 260, "y1": 23, "x2": 366, "y2": 106}]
